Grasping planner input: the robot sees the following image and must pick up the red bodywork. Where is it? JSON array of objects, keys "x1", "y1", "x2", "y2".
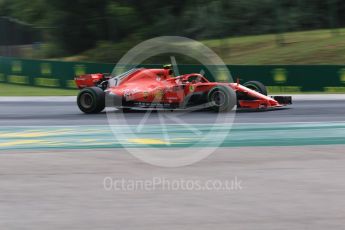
[{"x1": 75, "y1": 68, "x2": 291, "y2": 110}]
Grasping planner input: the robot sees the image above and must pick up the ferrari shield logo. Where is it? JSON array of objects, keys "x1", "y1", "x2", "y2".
[{"x1": 189, "y1": 85, "x2": 195, "y2": 92}]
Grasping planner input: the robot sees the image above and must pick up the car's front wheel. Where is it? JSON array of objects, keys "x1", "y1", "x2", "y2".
[
  {"x1": 77, "y1": 87, "x2": 105, "y2": 114},
  {"x1": 208, "y1": 86, "x2": 236, "y2": 112}
]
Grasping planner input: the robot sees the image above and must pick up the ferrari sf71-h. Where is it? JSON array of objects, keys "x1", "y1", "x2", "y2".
[{"x1": 75, "y1": 65, "x2": 292, "y2": 113}]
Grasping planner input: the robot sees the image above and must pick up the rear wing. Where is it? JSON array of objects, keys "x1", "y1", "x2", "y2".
[{"x1": 74, "y1": 73, "x2": 111, "y2": 89}]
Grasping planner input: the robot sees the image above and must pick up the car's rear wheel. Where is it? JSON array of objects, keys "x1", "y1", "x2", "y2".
[
  {"x1": 77, "y1": 87, "x2": 105, "y2": 114},
  {"x1": 208, "y1": 86, "x2": 236, "y2": 112},
  {"x1": 243, "y1": 81, "x2": 268, "y2": 96}
]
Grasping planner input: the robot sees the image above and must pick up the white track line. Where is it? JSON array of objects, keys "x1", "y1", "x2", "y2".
[
  {"x1": 0, "y1": 96, "x2": 76, "y2": 102},
  {"x1": 280, "y1": 94, "x2": 345, "y2": 101}
]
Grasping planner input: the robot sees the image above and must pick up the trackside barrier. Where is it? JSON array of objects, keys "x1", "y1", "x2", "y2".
[{"x1": 0, "y1": 57, "x2": 345, "y2": 92}]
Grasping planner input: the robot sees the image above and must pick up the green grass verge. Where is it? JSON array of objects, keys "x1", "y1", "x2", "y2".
[
  {"x1": 0, "y1": 83, "x2": 78, "y2": 96},
  {"x1": 202, "y1": 28, "x2": 345, "y2": 64}
]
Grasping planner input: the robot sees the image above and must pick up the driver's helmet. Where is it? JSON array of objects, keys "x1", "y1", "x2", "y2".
[
  {"x1": 163, "y1": 64, "x2": 172, "y2": 69},
  {"x1": 163, "y1": 64, "x2": 174, "y2": 76}
]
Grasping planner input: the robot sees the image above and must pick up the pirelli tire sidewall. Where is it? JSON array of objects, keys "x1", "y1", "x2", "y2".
[
  {"x1": 207, "y1": 85, "x2": 236, "y2": 112},
  {"x1": 77, "y1": 87, "x2": 105, "y2": 114}
]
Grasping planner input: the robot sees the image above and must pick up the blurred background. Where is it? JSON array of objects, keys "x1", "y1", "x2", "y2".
[{"x1": 0, "y1": 0, "x2": 344, "y2": 64}]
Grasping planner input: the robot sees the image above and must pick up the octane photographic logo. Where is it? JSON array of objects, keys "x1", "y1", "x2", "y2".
[{"x1": 106, "y1": 36, "x2": 236, "y2": 167}]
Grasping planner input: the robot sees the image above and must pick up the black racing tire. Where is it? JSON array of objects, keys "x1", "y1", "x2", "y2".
[
  {"x1": 207, "y1": 85, "x2": 236, "y2": 112},
  {"x1": 243, "y1": 81, "x2": 268, "y2": 96},
  {"x1": 77, "y1": 87, "x2": 105, "y2": 114}
]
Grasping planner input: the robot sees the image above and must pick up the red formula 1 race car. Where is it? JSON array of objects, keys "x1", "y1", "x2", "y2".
[{"x1": 75, "y1": 65, "x2": 292, "y2": 113}]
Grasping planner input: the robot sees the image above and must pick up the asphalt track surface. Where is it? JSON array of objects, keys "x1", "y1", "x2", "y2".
[
  {"x1": 0, "y1": 97, "x2": 344, "y2": 126},
  {"x1": 1, "y1": 96, "x2": 345, "y2": 229},
  {"x1": 1, "y1": 147, "x2": 345, "y2": 230}
]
